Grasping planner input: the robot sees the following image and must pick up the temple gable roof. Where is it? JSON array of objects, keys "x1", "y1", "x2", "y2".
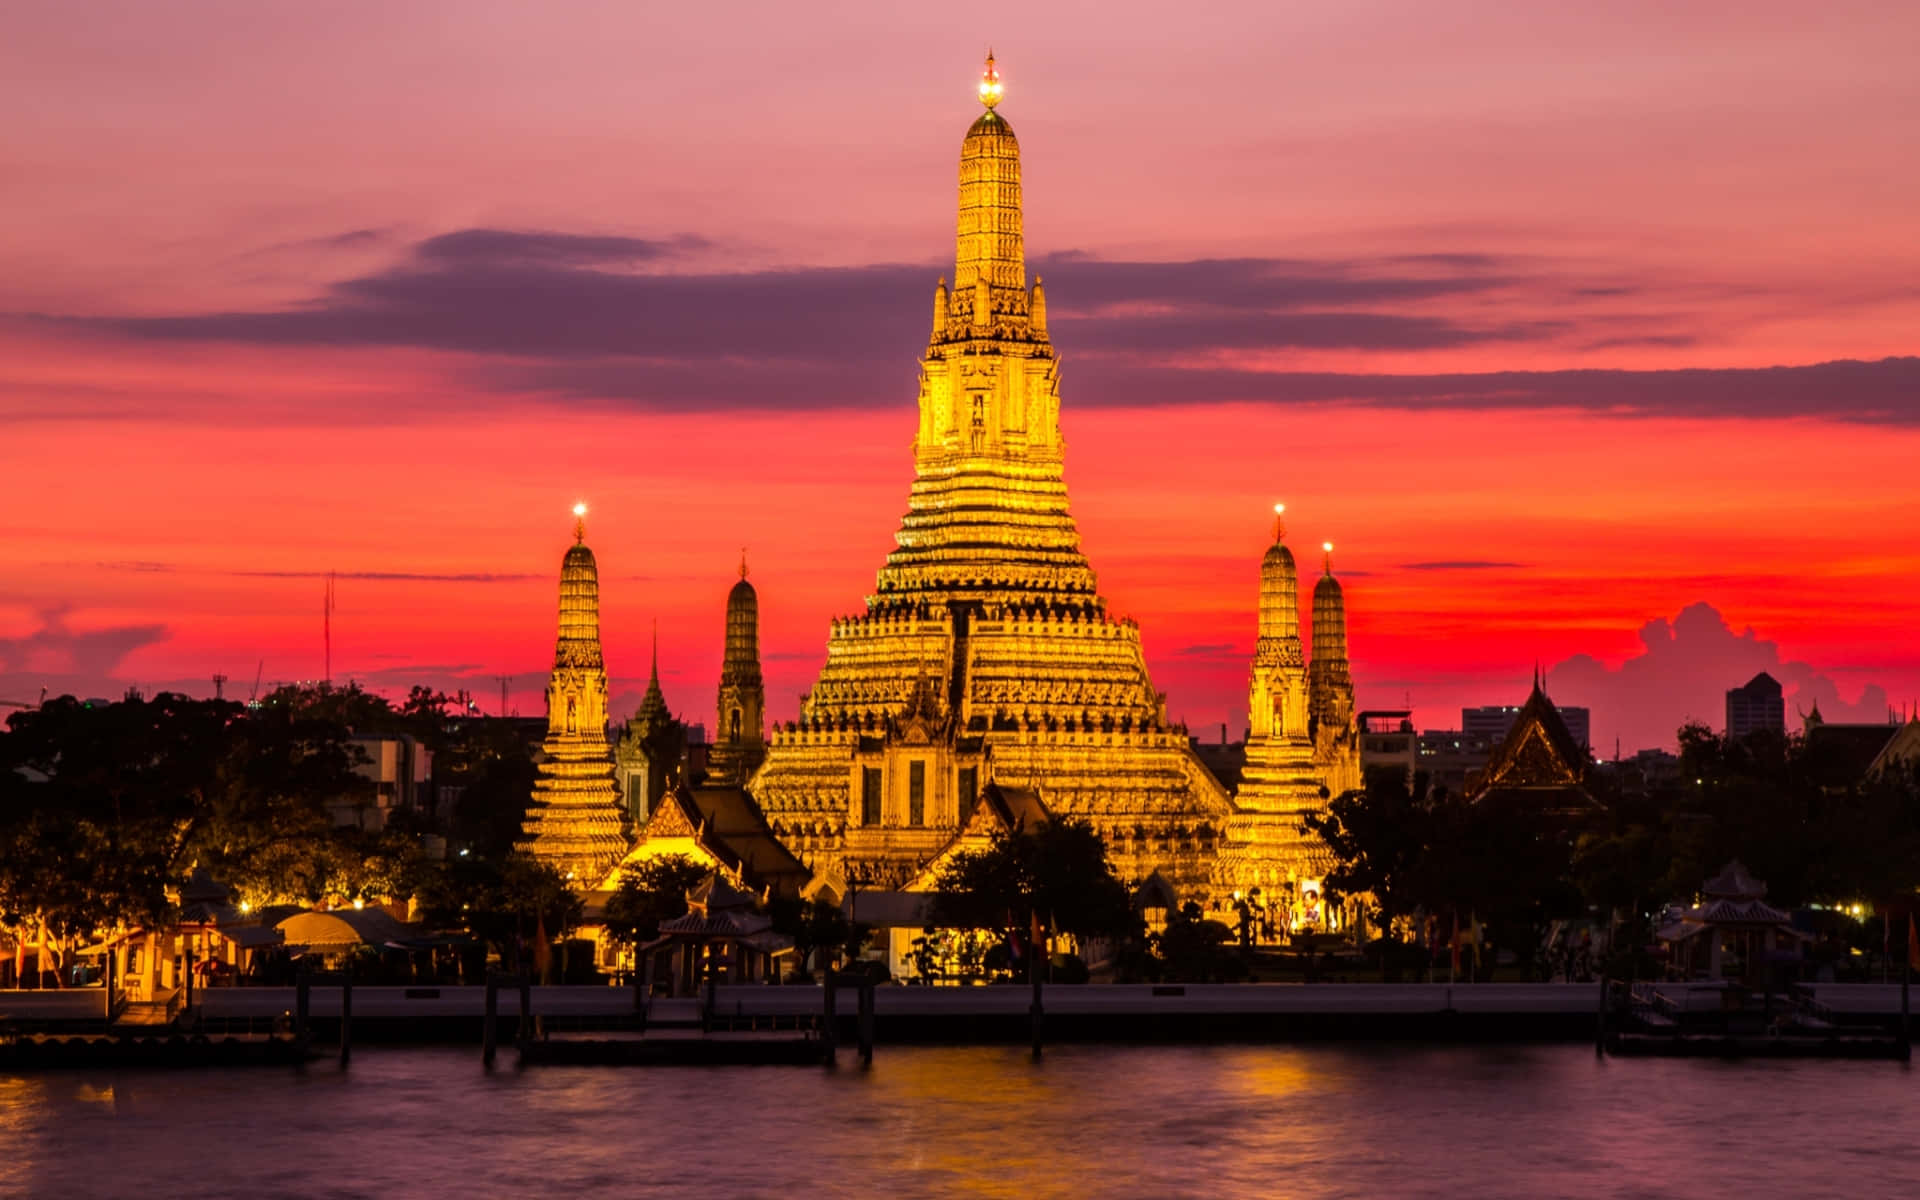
[
  {"x1": 1469, "y1": 682, "x2": 1595, "y2": 810},
  {"x1": 904, "y1": 782, "x2": 1054, "y2": 892}
]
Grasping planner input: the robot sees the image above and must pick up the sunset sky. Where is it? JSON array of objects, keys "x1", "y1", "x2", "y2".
[{"x1": 4, "y1": 2, "x2": 1917, "y2": 752}]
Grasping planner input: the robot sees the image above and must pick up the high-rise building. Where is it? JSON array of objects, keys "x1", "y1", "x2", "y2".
[
  {"x1": 1725, "y1": 672, "x2": 1785, "y2": 740},
  {"x1": 516, "y1": 508, "x2": 628, "y2": 883}
]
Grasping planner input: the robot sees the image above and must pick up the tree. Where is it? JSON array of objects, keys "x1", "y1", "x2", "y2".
[
  {"x1": 928, "y1": 818, "x2": 1135, "y2": 978},
  {"x1": 1155, "y1": 900, "x2": 1242, "y2": 982},
  {"x1": 601, "y1": 855, "x2": 708, "y2": 950},
  {"x1": 417, "y1": 852, "x2": 581, "y2": 976},
  {"x1": 1307, "y1": 766, "x2": 1585, "y2": 979},
  {"x1": 0, "y1": 692, "x2": 372, "y2": 934},
  {"x1": 767, "y1": 895, "x2": 851, "y2": 981},
  {"x1": 1306, "y1": 767, "x2": 1438, "y2": 937}
]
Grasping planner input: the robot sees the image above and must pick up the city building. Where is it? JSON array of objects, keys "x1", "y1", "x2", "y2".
[
  {"x1": 1464, "y1": 701, "x2": 1590, "y2": 750},
  {"x1": 1358, "y1": 710, "x2": 1418, "y2": 780},
  {"x1": 1725, "y1": 671, "x2": 1785, "y2": 740},
  {"x1": 329, "y1": 732, "x2": 430, "y2": 831},
  {"x1": 1415, "y1": 729, "x2": 1492, "y2": 798}
]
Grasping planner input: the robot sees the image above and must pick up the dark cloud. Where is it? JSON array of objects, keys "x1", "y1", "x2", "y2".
[
  {"x1": 240, "y1": 228, "x2": 394, "y2": 258},
  {"x1": 1399, "y1": 560, "x2": 1529, "y2": 571},
  {"x1": 74, "y1": 232, "x2": 1535, "y2": 364},
  {"x1": 81, "y1": 561, "x2": 539, "y2": 584},
  {"x1": 1062, "y1": 358, "x2": 1920, "y2": 424},
  {"x1": 232, "y1": 570, "x2": 541, "y2": 583},
  {"x1": 1548, "y1": 601, "x2": 1893, "y2": 753},
  {"x1": 1579, "y1": 335, "x2": 1696, "y2": 351},
  {"x1": 0, "y1": 609, "x2": 169, "y2": 690},
  {"x1": 1173, "y1": 642, "x2": 1239, "y2": 658},
  {"x1": 30, "y1": 226, "x2": 1920, "y2": 424},
  {"x1": 412, "y1": 229, "x2": 708, "y2": 267}
]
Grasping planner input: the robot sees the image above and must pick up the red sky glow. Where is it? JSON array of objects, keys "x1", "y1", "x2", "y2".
[{"x1": 4, "y1": 2, "x2": 1918, "y2": 752}]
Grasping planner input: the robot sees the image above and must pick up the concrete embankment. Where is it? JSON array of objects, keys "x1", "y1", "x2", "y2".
[
  {"x1": 179, "y1": 982, "x2": 1612, "y2": 1043},
  {"x1": 9, "y1": 983, "x2": 1903, "y2": 1051}
]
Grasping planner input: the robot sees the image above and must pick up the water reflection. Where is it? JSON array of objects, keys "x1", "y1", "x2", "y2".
[{"x1": 1, "y1": 1045, "x2": 1911, "y2": 1199}]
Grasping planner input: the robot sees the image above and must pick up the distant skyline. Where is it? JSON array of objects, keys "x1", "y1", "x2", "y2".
[{"x1": 4, "y1": 3, "x2": 1918, "y2": 751}]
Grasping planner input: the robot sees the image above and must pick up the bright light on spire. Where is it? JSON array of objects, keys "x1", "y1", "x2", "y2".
[
  {"x1": 1322, "y1": 541, "x2": 1333, "y2": 553},
  {"x1": 979, "y1": 51, "x2": 1002, "y2": 109},
  {"x1": 572, "y1": 502, "x2": 588, "y2": 517}
]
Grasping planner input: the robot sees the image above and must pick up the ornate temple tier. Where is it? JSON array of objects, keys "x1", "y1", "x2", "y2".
[
  {"x1": 747, "y1": 60, "x2": 1230, "y2": 898},
  {"x1": 518, "y1": 511, "x2": 629, "y2": 883}
]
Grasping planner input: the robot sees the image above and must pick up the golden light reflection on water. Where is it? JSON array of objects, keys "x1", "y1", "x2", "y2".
[{"x1": 3, "y1": 1046, "x2": 1917, "y2": 1199}]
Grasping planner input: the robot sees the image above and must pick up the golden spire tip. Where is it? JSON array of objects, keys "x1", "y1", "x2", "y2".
[
  {"x1": 979, "y1": 50, "x2": 1003, "y2": 110},
  {"x1": 572, "y1": 502, "x2": 587, "y2": 543}
]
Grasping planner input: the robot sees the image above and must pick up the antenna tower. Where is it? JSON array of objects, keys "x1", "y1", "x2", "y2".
[
  {"x1": 212, "y1": 673, "x2": 227, "y2": 701},
  {"x1": 496, "y1": 674, "x2": 512, "y2": 717},
  {"x1": 324, "y1": 571, "x2": 336, "y2": 686}
]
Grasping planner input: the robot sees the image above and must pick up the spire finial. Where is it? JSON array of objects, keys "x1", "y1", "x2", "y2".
[
  {"x1": 978, "y1": 50, "x2": 1002, "y2": 109},
  {"x1": 1322, "y1": 541, "x2": 1333, "y2": 574},
  {"x1": 739, "y1": 547, "x2": 749, "y2": 581},
  {"x1": 1271, "y1": 502, "x2": 1287, "y2": 543},
  {"x1": 572, "y1": 501, "x2": 588, "y2": 544},
  {"x1": 650, "y1": 619, "x2": 659, "y2": 680}
]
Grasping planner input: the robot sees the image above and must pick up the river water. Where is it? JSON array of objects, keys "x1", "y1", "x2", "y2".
[{"x1": 1, "y1": 1044, "x2": 1912, "y2": 1199}]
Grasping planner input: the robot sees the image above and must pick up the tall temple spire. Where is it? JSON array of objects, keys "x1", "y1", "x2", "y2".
[
  {"x1": 880, "y1": 53, "x2": 1083, "y2": 604},
  {"x1": 1227, "y1": 504, "x2": 1328, "y2": 897},
  {"x1": 750, "y1": 63, "x2": 1235, "y2": 899},
  {"x1": 518, "y1": 506, "x2": 628, "y2": 884},
  {"x1": 1257, "y1": 504, "x2": 1300, "y2": 645},
  {"x1": 615, "y1": 616, "x2": 682, "y2": 827},
  {"x1": 1309, "y1": 540, "x2": 1354, "y2": 736},
  {"x1": 708, "y1": 561, "x2": 767, "y2": 786},
  {"x1": 950, "y1": 52, "x2": 1026, "y2": 311}
]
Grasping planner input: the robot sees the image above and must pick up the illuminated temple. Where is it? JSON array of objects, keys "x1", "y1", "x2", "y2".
[
  {"x1": 746, "y1": 57, "x2": 1361, "y2": 907},
  {"x1": 517, "y1": 506, "x2": 630, "y2": 882},
  {"x1": 532, "y1": 59, "x2": 1364, "y2": 923}
]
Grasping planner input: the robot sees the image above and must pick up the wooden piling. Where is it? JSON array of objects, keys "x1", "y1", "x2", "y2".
[
  {"x1": 857, "y1": 978, "x2": 874, "y2": 1065},
  {"x1": 1030, "y1": 967, "x2": 1044, "y2": 1061},
  {"x1": 822, "y1": 973, "x2": 839, "y2": 1060},
  {"x1": 1595, "y1": 975, "x2": 1608, "y2": 1057},
  {"x1": 294, "y1": 963, "x2": 311, "y2": 1049},
  {"x1": 1902, "y1": 956, "x2": 1911, "y2": 1062},
  {"x1": 517, "y1": 974, "x2": 533, "y2": 1049},
  {"x1": 482, "y1": 975, "x2": 499, "y2": 1067},
  {"x1": 339, "y1": 975, "x2": 353, "y2": 1066}
]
